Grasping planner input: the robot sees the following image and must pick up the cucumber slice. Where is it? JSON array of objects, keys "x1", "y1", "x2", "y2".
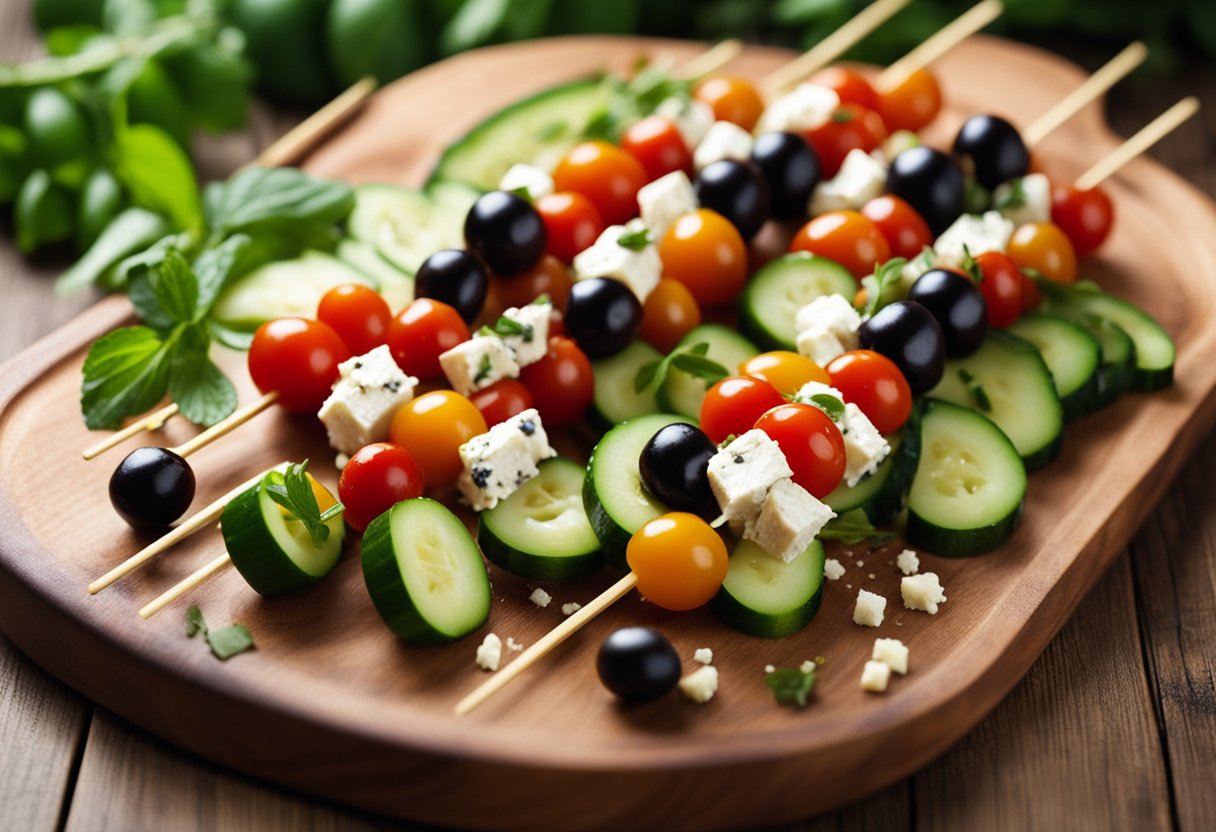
[
  {"x1": 710, "y1": 539, "x2": 826, "y2": 638},
  {"x1": 591, "y1": 340, "x2": 663, "y2": 429},
  {"x1": 661, "y1": 324, "x2": 759, "y2": 418},
  {"x1": 738, "y1": 253, "x2": 856, "y2": 351},
  {"x1": 928, "y1": 330, "x2": 1064, "y2": 470},
  {"x1": 583, "y1": 413, "x2": 694, "y2": 571},
  {"x1": 428, "y1": 78, "x2": 612, "y2": 191},
  {"x1": 1007, "y1": 313, "x2": 1101, "y2": 420},
  {"x1": 346, "y1": 184, "x2": 475, "y2": 275},
  {"x1": 478, "y1": 458, "x2": 602, "y2": 581},
  {"x1": 361, "y1": 498, "x2": 491, "y2": 645},
  {"x1": 1079, "y1": 316, "x2": 1135, "y2": 410},
  {"x1": 212, "y1": 250, "x2": 374, "y2": 332},
  {"x1": 335, "y1": 238, "x2": 413, "y2": 313},
  {"x1": 907, "y1": 399, "x2": 1027, "y2": 557},
  {"x1": 822, "y1": 403, "x2": 922, "y2": 525},
  {"x1": 220, "y1": 471, "x2": 345, "y2": 597}
]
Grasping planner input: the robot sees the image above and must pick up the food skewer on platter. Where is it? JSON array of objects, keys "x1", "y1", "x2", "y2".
[{"x1": 1073, "y1": 96, "x2": 1201, "y2": 191}]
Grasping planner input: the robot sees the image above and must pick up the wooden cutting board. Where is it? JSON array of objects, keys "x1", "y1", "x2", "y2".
[{"x1": 1, "y1": 36, "x2": 1214, "y2": 831}]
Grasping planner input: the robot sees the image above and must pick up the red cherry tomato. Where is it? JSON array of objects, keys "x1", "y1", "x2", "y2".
[
  {"x1": 860, "y1": 195, "x2": 933, "y2": 260},
  {"x1": 620, "y1": 115, "x2": 693, "y2": 181},
  {"x1": 552, "y1": 141, "x2": 647, "y2": 226},
  {"x1": 518, "y1": 336, "x2": 594, "y2": 427},
  {"x1": 337, "y1": 443, "x2": 424, "y2": 532},
  {"x1": 494, "y1": 254, "x2": 573, "y2": 312},
  {"x1": 789, "y1": 210, "x2": 891, "y2": 281},
  {"x1": 804, "y1": 104, "x2": 886, "y2": 178},
  {"x1": 536, "y1": 191, "x2": 604, "y2": 263},
  {"x1": 389, "y1": 391, "x2": 486, "y2": 488},
  {"x1": 386, "y1": 298, "x2": 470, "y2": 380},
  {"x1": 699, "y1": 376, "x2": 786, "y2": 445},
  {"x1": 973, "y1": 251, "x2": 1024, "y2": 328},
  {"x1": 469, "y1": 378, "x2": 535, "y2": 427},
  {"x1": 693, "y1": 75, "x2": 765, "y2": 132},
  {"x1": 809, "y1": 66, "x2": 878, "y2": 110},
  {"x1": 1021, "y1": 271, "x2": 1043, "y2": 312},
  {"x1": 754, "y1": 403, "x2": 847, "y2": 499},
  {"x1": 1051, "y1": 183, "x2": 1114, "y2": 258},
  {"x1": 316, "y1": 284, "x2": 392, "y2": 355},
  {"x1": 248, "y1": 318, "x2": 349, "y2": 412},
  {"x1": 875, "y1": 68, "x2": 942, "y2": 133},
  {"x1": 824, "y1": 350, "x2": 912, "y2": 435}
]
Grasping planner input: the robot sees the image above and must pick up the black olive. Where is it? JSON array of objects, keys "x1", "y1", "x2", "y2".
[
  {"x1": 858, "y1": 300, "x2": 946, "y2": 395},
  {"x1": 750, "y1": 131, "x2": 820, "y2": 219},
  {"x1": 886, "y1": 146, "x2": 965, "y2": 236},
  {"x1": 639, "y1": 423, "x2": 717, "y2": 518},
  {"x1": 562, "y1": 277, "x2": 642, "y2": 359},
  {"x1": 109, "y1": 447, "x2": 196, "y2": 531},
  {"x1": 463, "y1": 190, "x2": 547, "y2": 276},
  {"x1": 596, "y1": 626, "x2": 682, "y2": 703},
  {"x1": 414, "y1": 249, "x2": 488, "y2": 323},
  {"x1": 694, "y1": 159, "x2": 771, "y2": 240},
  {"x1": 953, "y1": 114, "x2": 1029, "y2": 191},
  {"x1": 908, "y1": 268, "x2": 988, "y2": 358}
]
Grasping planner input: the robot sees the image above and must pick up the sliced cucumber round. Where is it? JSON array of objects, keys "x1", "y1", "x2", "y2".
[
  {"x1": 738, "y1": 253, "x2": 856, "y2": 351},
  {"x1": 660, "y1": 324, "x2": 759, "y2": 418},
  {"x1": 823, "y1": 403, "x2": 922, "y2": 525},
  {"x1": 710, "y1": 539, "x2": 826, "y2": 638},
  {"x1": 212, "y1": 251, "x2": 374, "y2": 332},
  {"x1": 334, "y1": 238, "x2": 413, "y2": 313},
  {"x1": 346, "y1": 184, "x2": 475, "y2": 276},
  {"x1": 1007, "y1": 313, "x2": 1101, "y2": 421},
  {"x1": 361, "y1": 498, "x2": 491, "y2": 645},
  {"x1": 907, "y1": 399, "x2": 1027, "y2": 557},
  {"x1": 591, "y1": 340, "x2": 663, "y2": 429},
  {"x1": 478, "y1": 458, "x2": 602, "y2": 581},
  {"x1": 1080, "y1": 316, "x2": 1135, "y2": 410}
]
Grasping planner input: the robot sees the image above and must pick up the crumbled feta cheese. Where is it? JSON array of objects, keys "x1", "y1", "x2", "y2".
[
  {"x1": 505, "y1": 637, "x2": 524, "y2": 652},
  {"x1": 475, "y1": 633, "x2": 502, "y2": 671},
  {"x1": 656, "y1": 96, "x2": 714, "y2": 149},
  {"x1": 499, "y1": 163, "x2": 554, "y2": 201},
  {"x1": 637, "y1": 170, "x2": 697, "y2": 236},
  {"x1": 860, "y1": 659, "x2": 891, "y2": 692},
  {"x1": 841, "y1": 403, "x2": 890, "y2": 486},
  {"x1": 560, "y1": 602, "x2": 582, "y2": 616},
  {"x1": 679, "y1": 665, "x2": 719, "y2": 704},
  {"x1": 993, "y1": 172, "x2": 1051, "y2": 227},
  {"x1": 824, "y1": 558, "x2": 846, "y2": 581},
  {"x1": 439, "y1": 335, "x2": 520, "y2": 396},
  {"x1": 764, "y1": 664, "x2": 776, "y2": 673},
  {"x1": 529, "y1": 588, "x2": 551, "y2": 608},
  {"x1": 498, "y1": 301, "x2": 551, "y2": 367},
  {"x1": 317, "y1": 345, "x2": 419, "y2": 455},
  {"x1": 872, "y1": 638, "x2": 909, "y2": 675},
  {"x1": 745, "y1": 478, "x2": 835, "y2": 562},
  {"x1": 809, "y1": 148, "x2": 888, "y2": 215},
  {"x1": 799, "y1": 660, "x2": 817, "y2": 674},
  {"x1": 794, "y1": 294, "x2": 861, "y2": 366},
  {"x1": 693, "y1": 647, "x2": 714, "y2": 665},
  {"x1": 795, "y1": 328, "x2": 849, "y2": 368},
  {"x1": 900, "y1": 248, "x2": 937, "y2": 293},
  {"x1": 756, "y1": 83, "x2": 840, "y2": 134},
  {"x1": 896, "y1": 549, "x2": 920, "y2": 576},
  {"x1": 881, "y1": 130, "x2": 921, "y2": 162},
  {"x1": 457, "y1": 408, "x2": 557, "y2": 511},
  {"x1": 707, "y1": 430, "x2": 794, "y2": 524},
  {"x1": 572, "y1": 222, "x2": 662, "y2": 302},
  {"x1": 902, "y1": 572, "x2": 947, "y2": 614},
  {"x1": 694, "y1": 121, "x2": 754, "y2": 171},
  {"x1": 853, "y1": 589, "x2": 887, "y2": 627},
  {"x1": 933, "y1": 210, "x2": 1015, "y2": 268},
  {"x1": 335, "y1": 453, "x2": 349, "y2": 471}
]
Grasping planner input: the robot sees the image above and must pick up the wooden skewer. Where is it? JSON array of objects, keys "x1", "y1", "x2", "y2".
[
  {"x1": 877, "y1": 0, "x2": 1003, "y2": 91},
  {"x1": 81, "y1": 402, "x2": 179, "y2": 461},
  {"x1": 761, "y1": 0, "x2": 912, "y2": 96},
  {"x1": 455, "y1": 572, "x2": 639, "y2": 715},
  {"x1": 1022, "y1": 42, "x2": 1148, "y2": 149},
  {"x1": 672, "y1": 38, "x2": 743, "y2": 80},
  {"x1": 1074, "y1": 97, "x2": 1200, "y2": 191},
  {"x1": 169, "y1": 391, "x2": 279, "y2": 460},
  {"x1": 253, "y1": 76, "x2": 378, "y2": 169},
  {"x1": 139, "y1": 553, "x2": 234, "y2": 619}
]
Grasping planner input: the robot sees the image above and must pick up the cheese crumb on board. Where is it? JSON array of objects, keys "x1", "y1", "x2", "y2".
[
  {"x1": 896, "y1": 549, "x2": 920, "y2": 576},
  {"x1": 902, "y1": 572, "x2": 947, "y2": 614},
  {"x1": 560, "y1": 602, "x2": 582, "y2": 616},
  {"x1": 679, "y1": 665, "x2": 719, "y2": 704},
  {"x1": 824, "y1": 558, "x2": 846, "y2": 581},
  {"x1": 860, "y1": 660, "x2": 891, "y2": 693},
  {"x1": 764, "y1": 664, "x2": 776, "y2": 674},
  {"x1": 505, "y1": 637, "x2": 524, "y2": 652},
  {"x1": 529, "y1": 587, "x2": 552, "y2": 608},
  {"x1": 693, "y1": 647, "x2": 714, "y2": 665},
  {"x1": 799, "y1": 660, "x2": 816, "y2": 674},
  {"x1": 853, "y1": 589, "x2": 887, "y2": 627},
  {"x1": 475, "y1": 633, "x2": 502, "y2": 671},
  {"x1": 872, "y1": 638, "x2": 909, "y2": 675}
]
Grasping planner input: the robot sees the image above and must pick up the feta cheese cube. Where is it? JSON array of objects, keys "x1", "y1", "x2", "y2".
[
  {"x1": 678, "y1": 665, "x2": 719, "y2": 704},
  {"x1": 841, "y1": 403, "x2": 890, "y2": 487},
  {"x1": 744, "y1": 478, "x2": 836, "y2": 562},
  {"x1": 853, "y1": 589, "x2": 887, "y2": 627},
  {"x1": 794, "y1": 293, "x2": 861, "y2": 366},
  {"x1": 694, "y1": 121, "x2": 754, "y2": 172},
  {"x1": 572, "y1": 222, "x2": 662, "y2": 303},
  {"x1": 637, "y1": 170, "x2": 697, "y2": 236},
  {"x1": 456, "y1": 408, "x2": 557, "y2": 511},
  {"x1": 529, "y1": 587, "x2": 551, "y2": 608},
  {"x1": 498, "y1": 301, "x2": 551, "y2": 367},
  {"x1": 475, "y1": 633, "x2": 502, "y2": 671},
  {"x1": 993, "y1": 172, "x2": 1051, "y2": 227},
  {"x1": 860, "y1": 659, "x2": 891, "y2": 692},
  {"x1": 896, "y1": 549, "x2": 920, "y2": 576},
  {"x1": 756, "y1": 83, "x2": 840, "y2": 134},
  {"x1": 824, "y1": 558, "x2": 846, "y2": 581},
  {"x1": 439, "y1": 335, "x2": 520, "y2": 396},
  {"x1": 656, "y1": 96, "x2": 714, "y2": 149},
  {"x1": 809, "y1": 148, "x2": 888, "y2": 216},
  {"x1": 795, "y1": 380, "x2": 845, "y2": 407},
  {"x1": 693, "y1": 647, "x2": 714, "y2": 665},
  {"x1": 899, "y1": 248, "x2": 937, "y2": 293},
  {"x1": 707, "y1": 430, "x2": 794, "y2": 523},
  {"x1": 499, "y1": 163, "x2": 554, "y2": 201},
  {"x1": 933, "y1": 210, "x2": 1014, "y2": 268},
  {"x1": 872, "y1": 638, "x2": 909, "y2": 675},
  {"x1": 902, "y1": 572, "x2": 947, "y2": 614},
  {"x1": 796, "y1": 328, "x2": 849, "y2": 367},
  {"x1": 317, "y1": 345, "x2": 418, "y2": 455}
]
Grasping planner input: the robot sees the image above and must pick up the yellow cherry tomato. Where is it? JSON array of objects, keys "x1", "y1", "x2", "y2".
[
  {"x1": 389, "y1": 390, "x2": 487, "y2": 488},
  {"x1": 739, "y1": 351, "x2": 830, "y2": 395},
  {"x1": 1007, "y1": 221, "x2": 1078, "y2": 284},
  {"x1": 694, "y1": 75, "x2": 765, "y2": 132},
  {"x1": 626, "y1": 512, "x2": 729, "y2": 611}
]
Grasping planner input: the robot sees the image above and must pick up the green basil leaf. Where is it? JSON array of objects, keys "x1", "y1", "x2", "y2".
[
  {"x1": 127, "y1": 269, "x2": 175, "y2": 333},
  {"x1": 634, "y1": 357, "x2": 662, "y2": 394},
  {"x1": 112, "y1": 123, "x2": 201, "y2": 230},
  {"x1": 206, "y1": 167, "x2": 354, "y2": 237},
  {"x1": 55, "y1": 208, "x2": 171, "y2": 295},
  {"x1": 205, "y1": 624, "x2": 255, "y2": 660},
  {"x1": 670, "y1": 352, "x2": 729, "y2": 385},
  {"x1": 80, "y1": 325, "x2": 174, "y2": 429},
  {"x1": 154, "y1": 249, "x2": 199, "y2": 323},
  {"x1": 809, "y1": 393, "x2": 845, "y2": 422},
  {"x1": 616, "y1": 225, "x2": 653, "y2": 251},
  {"x1": 193, "y1": 232, "x2": 250, "y2": 312},
  {"x1": 170, "y1": 340, "x2": 237, "y2": 427}
]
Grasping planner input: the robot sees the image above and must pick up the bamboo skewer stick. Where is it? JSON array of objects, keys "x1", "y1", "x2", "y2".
[
  {"x1": 253, "y1": 76, "x2": 378, "y2": 169},
  {"x1": 877, "y1": 0, "x2": 1003, "y2": 91},
  {"x1": 1074, "y1": 97, "x2": 1200, "y2": 191},
  {"x1": 169, "y1": 391, "x2": 279, "y2": 460},
  {"x1": 672, "y1": 38, "x2": 743, "y2": 80},
  {"x1": 455, "y1": 572, "x2": 640, "y2": 715},
  {"x1": 1022, "y1": 42, "x2": 1148, "y2": 149},
  {"x1": 81, "y1": 403, "x2": 179, "y2": 461},
  {"x1": 139, "y1": 554, "x2": 234, "y2": 619}
]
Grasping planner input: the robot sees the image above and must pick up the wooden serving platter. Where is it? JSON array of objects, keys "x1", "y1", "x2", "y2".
[{"x1": 1, "y1": 36, "x2": 1215, "y2": 831}]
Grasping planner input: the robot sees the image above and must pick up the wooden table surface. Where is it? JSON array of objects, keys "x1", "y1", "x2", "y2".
[{"x1": 1, "y1": 2, "x2": 1214, "y2": 829}]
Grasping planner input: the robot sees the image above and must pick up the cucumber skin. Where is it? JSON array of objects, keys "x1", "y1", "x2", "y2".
[
  {"x1": 478, "y1": 519, "x2": 603, "y2": 582},
  {"x1": 710, "y1": 543, "x2": 827, "y2": 639},
  {"x1": 1008, "y1": 314, "x2": 1102, "y2": 421},
  {"x1": 864, "y1": 403, "x2": 923, "y2": 526},
  {"x1": 908, "y1": 501, "x2": 1023, "y2": 558},
  {"x1": 581, "y1": 454, "x2": 634, "y2": 574}
]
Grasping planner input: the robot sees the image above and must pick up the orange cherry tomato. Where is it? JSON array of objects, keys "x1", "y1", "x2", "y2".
[
  {"x1": 693, "y1": 75, "x2": 765, "y2": 132},
  {"x1": 640, "y1": 277, "x2": 701, "y2": 353},
  {"x1": 316, "y1": 283, "x2": 392, "y2": 355},
  {"x1": 824, "y1": 350, "x2": 912, "y2": 435},
  {"x1": 809, "y1": 66, "x2": 878, "y2": 110},
  {"x1": 860, "y1": 195, "x2": 933, "y2": 260},
  {"x1": 699, "y1": 376, "x2": 785, "y2": 445},
  {"x1": 469, "y1": 378, "x2": 535, "y2": 427},
  {"x1": 875, "y1": 68, "x2": 942, "y2": 133},
  {"x1": 754, "y1": 403, "x2": 847, "y2": 499},
  {"x1": 804, "y1": 104, "x2": 886, "y2": 178},
  {"x1": 1050, "y1": 183, "x2": 1114, "y2": 258},
  {"x1": 620, "y1": 115, "x2": 693, "y2": 181},
  {"x1": 739, "y1": 351, "x2": 829, "y2": 395},
  {"x1": 248, "y1": 318, "x2": 349, "y2": 412},
  {"x1": 536, "y1": 191, "x2": 604, "y2": 264},
  {"x1": 1007, "y1": 222, "x2": 1077, "y2": 284},
  {"x1": 659, "y1": 208, "x2": 748, "y2": 307},
  {"x1": 552, "y1": 140, "x2": 647, "y2": 226},
  {"x1": 789, "y1": 210, "x2": 891, "y2": 281},
  {"x1": 626, "y1": 512, "x2": 729, "y2": 611},
  {"x1": 385, "y1": 298, "x2": 470, "y2": 380},
  {"x1": 389, "y1": 390, "x2": 487, "y2": 488},
  {"x1": 495, "y1": 254, "x2": 573, "y2": 312}
]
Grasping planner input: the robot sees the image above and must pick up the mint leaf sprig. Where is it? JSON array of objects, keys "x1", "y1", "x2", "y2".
[
  {"x1": 264, "y1": 461, "x2": 344, "y2": 548},
  {"x1": 860, "y1": 257, "x2": 908, "y2": 318},
  {"x1": 185, "y1": 606, "x2": 255, "y2": 661},
  {"x1": 634, "y1": 341, "x2": 729, "y2": 394}
]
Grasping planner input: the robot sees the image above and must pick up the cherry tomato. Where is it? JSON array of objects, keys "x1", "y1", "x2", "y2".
[
  {"x1": 699, "y1": 376, "x2": 785, "y2": 445},
  {"x1": 518, "y1": 336, "x2": 594, "y2": 427},
  {"x1": 337, "y1": 443, "x2": 424, "y2": 532},
  {"x1": 626, "y1": 512, "x2": 729, "y2": 611},
  {"x1": 659, "y1": 208, "x2": 748, "y2": 307},
  {"x1": 1007, "y1": 222, "x2": 1077, "y2": 284},
  {"x1": 469, "y1": 378, "x2": 535, "y2": 427},
  {"x1": 973, "y1": 251, "x2": 1024, "y2": 328},
  {"x1": 495, "y1": 254, "x2": 573, "y2": 312},
  {"x1": 693, "y1": 75, "x2": 765, "y2": 132},
  {"x1": 535, "y1": 191, "x2": 604, "y2": 264},
  {"x1": 875, "y1": 68, "x2": 942, "y2": 133},
  {"x1": 789, "y1": 210, "x2": 891, "y2": 281},
  {"x1": 552, "y1": 140, "x2": 647, "y2": 226},
  {"x1": 1020, "y1": 270, "x2": 1043, "y2": 312},
  {"x1": 640, "y1": 277, "x2": 701, "y2": 353},
  {"x1": 248, "y1": 318, "x2": 349, "y2": 412},
  {"x1": 1051, "y1": 183, "x2": 1114, "y2": 258},
  {"x1": 860, "y1": 195, "x2": 933, "y2": 260},
  {"x1": 389, "y1": 391, "x2": 487, "y2": 488},
  {"x1": 386, "y1": 298, "x2": 470, "y2": 380},
  {"x1": 824, "y1": 350, "x2": 912, "y2": 435},
  {"x1": 620, "y1": 115, "x2": 693, "y2": 181},
  {"x1": 804, "y1": 104, "x2": 886, "y2": 178},
  {"x1": 739, "y1": 351, "x2": 829, "y2": 395},
  {"x1": 754, "y1": 403, "x2": 846, "y2": 498},
  {"x1": 316, "y1": 284, "x2": 392, "y2": 355},
  {"x1": 809, "y1": 66, "x2": 878, "y2": 110}
]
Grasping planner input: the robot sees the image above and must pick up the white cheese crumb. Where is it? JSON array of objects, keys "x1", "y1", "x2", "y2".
[
  {"x1": 799, "y1": 660, "x2": 816, "y2": 674},
  {"x1": 679, "y1": 665, "x2": 719, "y2": 704},
  {"x1": 764, "y1": 664, "x2": 776, "y2": 674},
  {"x1": 853, "y1": 589, "x2": 887, "y2": 627},
  {"x1": 901, "y1": 572, "x2": 947, "y2": 614},
  {"x1": 693, "y1": 647, "x2": 714, "y2": 665},
  {"x1": 475, "y1": 633, "x2": 502, "y2": 671},
  {"x1": 860, "y1": 659, "x2": 891, "y2": 692},
  {"x1": 560, "y1": 602, "x2": 582, "y2": 616},
  {"x1": 499, "y1": 163, "x2": 554, "y2": 201},
  {"x1": 505, "y1": 637, "x2": 524, "y2": 652},
  {"x1": 824, "y1": 558, "x2": 845, "y2": 581},
  {"x1": 856, "y1": 560, "x2": 865, "y2": 568},
  {"x1": 868, "y1": 573, "x2": 876, "y2": 580},
  {"x1": 529, "y1": 587, "x2": 552, "y2": 608},
  {"x1": 896, "y1": 549, "x2": 920, "y2": 576},
  {"x1": 334, "y1": 453, "x2": 349, "y2": 471},
  {"x1": 872, "y1": 638, "x2": 909, "y2": 675}
]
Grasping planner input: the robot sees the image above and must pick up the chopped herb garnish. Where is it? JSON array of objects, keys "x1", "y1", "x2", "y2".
[
  {"x1": 994, "y1": 176, "x2": 1027, "y2": 211},
  {"x1": 185, "y1": 606, "x2": 256, "y2": 661},
  {"x1": 765, "y1": 665, "x2": 817, "y2": 707},
  {"x1": 808, "y1": 393, "x2": 846, "y2": 423},
  {"x1": 473, "y1": 353, "x2": 494, "y2": 385},
  {"x1": 817, "y1": 509, "x2": 895, "y2": 545},
  {"x1": 508, "y1": 185, "x2": 533, "y2": 201},
  {"x1": 960, "y1": 244, "x2": 982, "y2": 283},
  {"x1": 959, "y1": 368, "x2": 992, "y2": 411},
  {"x1": 634, "y1": 341, "x2": 728, "y2": 394},
  {"x1": 616, "y1": 224, "x2": 654, "y2": 251},
  {"x1": 490, "y1": 315, "x2": 532, "y2": 342},
  {"x1": 530, "y1": 293, "x2": 552, "y2": 306},
  {"x1": 264, "y1": 460, "x2": 344, "y2": 548},
  {"x1": 860, "y1": 257, "x2": 908, "y2": 318}
]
